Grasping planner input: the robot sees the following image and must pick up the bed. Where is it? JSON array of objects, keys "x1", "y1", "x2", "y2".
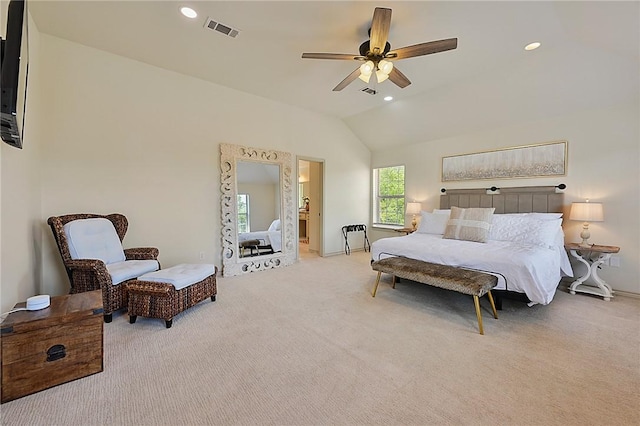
[
  {"x1": 371, "y1": 186, "x2": 573, "y2": 306},
  {"x1": 238, "y1": 219, "x2": 282, "y2": 254}
]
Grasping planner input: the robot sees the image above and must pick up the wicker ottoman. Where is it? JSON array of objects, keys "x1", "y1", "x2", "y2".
[{"x1": 127, "y1": 264, "x2": 217, "y2": 328}]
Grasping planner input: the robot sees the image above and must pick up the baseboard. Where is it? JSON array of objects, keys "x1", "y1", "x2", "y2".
[{"x1": 324, "y1": 248, "x2": 369, "y2": 257}]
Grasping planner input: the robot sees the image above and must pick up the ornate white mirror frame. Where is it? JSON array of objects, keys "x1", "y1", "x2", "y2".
[{"x1": 220, "y1": 143, "x2": 296, "y2": 276}]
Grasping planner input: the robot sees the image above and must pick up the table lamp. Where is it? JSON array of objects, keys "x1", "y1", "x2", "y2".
[
  {"x1": 406, "y1": 202, "x2": 422, "y2": 230},
  {"x1": 569, "y1": 200, "x2": 604, "y2": 248}
]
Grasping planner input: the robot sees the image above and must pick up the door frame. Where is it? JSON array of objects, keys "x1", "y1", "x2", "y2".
[{"x1": 297, "y1": 156, "x2": 325, "y2": 257}]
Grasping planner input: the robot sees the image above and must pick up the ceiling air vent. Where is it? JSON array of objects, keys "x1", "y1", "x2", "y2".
[
  {"x1": 361, "y1": 88, "x2": 377, "y2": 95},
  {"x1": 204, "y1": 18, "x2": 240, "y2": 38}
]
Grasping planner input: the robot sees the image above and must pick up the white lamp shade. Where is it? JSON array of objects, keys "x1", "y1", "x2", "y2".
[
  {"x1": 360, "y1": 61, "x2": 374, "y2": 75},
  {"x1": 375, "y1": 70, "x2": 389, "y2": 83},
  {"x1": 378, "y1": 60, "x2": 394, "y2": 74},
  {"x1": 570, "y1": 202, "x2": 604, "y2": 222},
  {"x1": 358, "y1": 61, "x2": 374, "y2": 83},
  {"x1": 358, "y1": 73, "x2": 371, "y2": 83},
  {"x1": 406, "y1": 202, "x2": 422, "y2": 215}
]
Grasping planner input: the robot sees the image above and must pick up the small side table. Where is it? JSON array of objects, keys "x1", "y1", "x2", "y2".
[
  {"x1": 565, "y1": 243, "x2": 620, "y2": 301},
  {"x1": 394, "y1": 227, "x2": 415, "y2": 235},
  {"x1": 1, "y1": 290, "x2": 104, "y2": 403}
]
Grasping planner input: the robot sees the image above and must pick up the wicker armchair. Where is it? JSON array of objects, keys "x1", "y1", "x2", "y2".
[{"x1": 48, "y1": 213, "x2": 160, "y2": 322}]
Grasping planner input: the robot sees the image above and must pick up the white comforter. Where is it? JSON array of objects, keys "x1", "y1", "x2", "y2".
[
  {"x1": 239, "y1": 230, "x2": 282, "y2": 253},
  {"x1": 371, "y1": 233, "x2": 573, "y2": 305}
]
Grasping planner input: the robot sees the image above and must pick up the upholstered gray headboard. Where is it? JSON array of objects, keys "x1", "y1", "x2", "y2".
[{"x1": 440, "y1": 185, "x2": 565, "y2": 213}]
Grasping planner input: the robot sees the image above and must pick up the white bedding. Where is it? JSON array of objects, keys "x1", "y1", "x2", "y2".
[
  {"x1": 371, "y1": 233, "x2": 573, "y2": 305},
  {"x1": 238, "y1": 230, "x2": 282, "y2": 252}
]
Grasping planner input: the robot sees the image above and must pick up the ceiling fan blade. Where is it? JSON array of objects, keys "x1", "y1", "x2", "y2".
[
  {"x1": 302, "y1": 53, "x2": 362, "y2": 60},
  {"x1": 369, "y1": 7, "x2": 392, "y2": 55},
  {"x1": 387, "y1": 38, "x2": 458, "y2": 60},
  {"x1": 388, "y1": 67, "x2": 411, "y2": 88},
  {"x1": 333, "y1": 68, "x2": 361, "y2": 91}
]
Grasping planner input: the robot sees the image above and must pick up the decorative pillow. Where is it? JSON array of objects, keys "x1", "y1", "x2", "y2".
[
  {"x1": 489, "y1": 215, "x2": 562, "y2": 248},
  {"x1": 63, "y1": 218, "x2": 126, "y2": 264},
  {"x1": 268, "y1": 219, "x2": 281, "y2": 231},
  {"x1": 432, "y1": 209, "x2": 451, "y2": 215},
  {"x1": 416, "y1": 211, "x2": 449, "y2": 235},
  {"x1": 443, "y1": 207, "x2": 495, "y2": 243}
]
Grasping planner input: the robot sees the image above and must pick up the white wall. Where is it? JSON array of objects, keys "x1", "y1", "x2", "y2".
[
  {"x1": 371, "y1": 102, "x2": 639, "y2": 295},
  {"x1": 2, "y1": 34, "x2": 370, "y2": 306},
  {"x1": 238, "y1": 182, "x2": 277, "y2": 231},
  {"x1": 1, "y1": 10, "x2": 44, "y2": 313}
]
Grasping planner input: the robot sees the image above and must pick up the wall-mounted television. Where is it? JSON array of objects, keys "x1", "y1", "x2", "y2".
[{"x1": 1, "y1": 0, "x2": 27, "y2": 149}]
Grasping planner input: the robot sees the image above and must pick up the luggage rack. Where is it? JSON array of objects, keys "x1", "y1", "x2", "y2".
[{"x1": 341, "y1": 224, "x2": 371, "y2": 255}]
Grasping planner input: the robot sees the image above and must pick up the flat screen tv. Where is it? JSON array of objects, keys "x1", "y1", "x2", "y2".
[{"x1": 1, "y1": 0, "x2": 27, "y2": 149}]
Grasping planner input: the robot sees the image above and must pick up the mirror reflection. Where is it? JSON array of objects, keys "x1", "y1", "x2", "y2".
[{"x1": 236, "y1": 161, "x2": 282, "y2": 258}]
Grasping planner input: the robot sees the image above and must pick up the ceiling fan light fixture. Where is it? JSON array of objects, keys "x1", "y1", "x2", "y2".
[
  {"x1": 378, "y1": 59, "x2": 394, "y2": 75},
  {"x1": 360, "y1": 60, "x2": 375, "y2": 76},
  {"x1": 301, "y1": 7, "x2": 458, "y2": 92},
  {"x1": 375, "y1": 70, "x2": 389, "y2": 83},
  {"x1": 358, "y1": 73, "x2": 371, "y2": 83}
]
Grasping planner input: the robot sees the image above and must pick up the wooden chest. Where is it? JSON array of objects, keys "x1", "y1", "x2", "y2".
[{"x1": 1, "y1": 290, "x2": 104, "y2": 403}]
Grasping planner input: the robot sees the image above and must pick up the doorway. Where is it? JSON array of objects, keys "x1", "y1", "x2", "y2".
[{"x1": 297, "y1": 158, "x2": 324, "y2": 259}]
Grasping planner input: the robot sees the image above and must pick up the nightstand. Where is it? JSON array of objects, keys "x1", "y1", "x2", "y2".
[
  {"x1": 565, "y1": 243, "x2": 620, "y2": 301},
  {"x1": 394, "y1": 227, "x2": 415, "y2": 235}
]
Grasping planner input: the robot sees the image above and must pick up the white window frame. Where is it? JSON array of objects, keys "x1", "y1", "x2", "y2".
[
  {"x1": 237, "y1": 193, "x2": 250, "y2": 233},
  {"x1": 372, "y1": 165, "x2": 405, "y2": 227}
]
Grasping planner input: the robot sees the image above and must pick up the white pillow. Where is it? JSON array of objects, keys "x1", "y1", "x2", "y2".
[
  {"x1": 268, "y1": 219, "x2": 281, "y2": 231},
  {"x1": 432, "y1": 209, "x2": 451, "y2": 215},
  {"x1": 63, "y1": 218, "x2": 126, "y2": 264},
  {"x1": 489, "y1": 215, "x2": 561, "y2": 248},
  {"x1": 527, "y1": 212, "x2": 563, "y2": 219},
  {"x1": 416, "y1": 211, "x2": 449, "y2": 235}
]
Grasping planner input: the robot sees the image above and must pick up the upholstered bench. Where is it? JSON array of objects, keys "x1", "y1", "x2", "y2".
[
  {"x1": 371, "y1": 257, "x2": 498, "y2": 334},
  {"x1": 239, "y1": 239, "x2": 261, "y2": 257},
  {"x1": 127, "y1": 264, "x2": 217, "y2": 328}
]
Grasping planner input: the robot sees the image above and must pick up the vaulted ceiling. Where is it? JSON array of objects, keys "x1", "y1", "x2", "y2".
[{"x1": 28, "y1": 1, "x2": 639, "y2": 151}]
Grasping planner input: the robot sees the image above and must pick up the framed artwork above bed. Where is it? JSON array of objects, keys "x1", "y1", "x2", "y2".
[{"x1": 442, "y1": 140, "x2": 567, "y2": 182}]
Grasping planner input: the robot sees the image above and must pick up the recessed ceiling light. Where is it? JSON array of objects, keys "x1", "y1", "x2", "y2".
[
  {"x1": 180, "y1": 7, "x2": 198, "y2": 19},
  {"x1": 384, "y1": 96, "x2": 393, "y2": 101},
  {"x1": 524, "y1": 42, "x2": 541, "y2": 51}
]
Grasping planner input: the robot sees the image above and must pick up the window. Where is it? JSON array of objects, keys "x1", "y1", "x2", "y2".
[
  {"x1": 373, "y1": 165, "x2": 405, "y2": 226},
  {"x1": 237, "y1": 194, "x2": 250, "y2": 233}
]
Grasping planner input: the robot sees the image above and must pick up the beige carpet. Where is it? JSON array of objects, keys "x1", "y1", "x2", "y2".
[{"x1": 2, "y1": 251, "x2": 639, "y2": 425}]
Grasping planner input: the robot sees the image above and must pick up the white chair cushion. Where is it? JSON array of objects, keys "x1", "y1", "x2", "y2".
[
  {"x1": 63, "y1": 218, "x2": 126, "y2": 264},
  {"x1": 137, "y1": 264, "x2": 216, "y2": 291},
  {"x1": 106, "y1": 260, "x2": 160, "y2": 285}
]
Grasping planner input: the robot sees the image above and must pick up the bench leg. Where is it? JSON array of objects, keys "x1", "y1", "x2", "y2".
[
  {"x1": 487, "y1": 291, "x2": 498, "y2": 319},
  {"x1": 372, "y1": 271, "x2": 382, "y2": 297},
  {"x1": 473, "y1": 295, "x2": 484, "y2": 335},
  {"x1": 392, "y1": 275, "x2": 396, "y2": 289}
]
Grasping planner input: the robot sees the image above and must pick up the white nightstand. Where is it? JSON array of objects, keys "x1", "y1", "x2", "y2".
[{"x1": 565, "y1": 243, "x2": 620, "y2": 301}]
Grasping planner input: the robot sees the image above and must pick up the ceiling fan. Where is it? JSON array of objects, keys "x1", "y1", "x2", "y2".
[{"x1": 301, "y1": 7, "x2": 457, "y2": 91}]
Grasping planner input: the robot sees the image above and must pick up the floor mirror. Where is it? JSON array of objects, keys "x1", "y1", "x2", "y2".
[{"x1": 220, "y1": 143, "x2": 296, "y2": 276}]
